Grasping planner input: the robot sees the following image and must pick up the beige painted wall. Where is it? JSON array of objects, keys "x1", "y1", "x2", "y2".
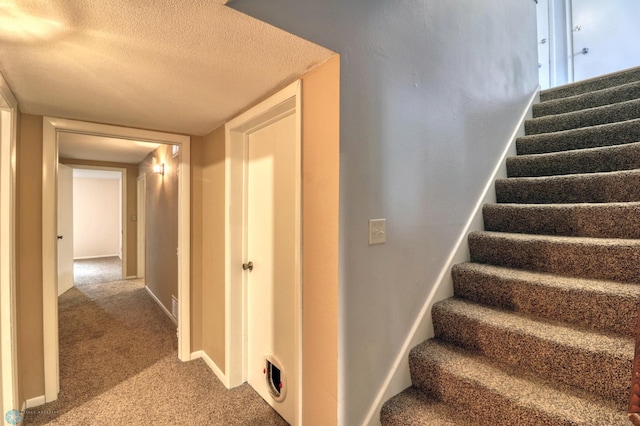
[
  {"x1": 190, "y1": 127, "x2": 226, "y2": 368},
  {"x1": 72, "y1": 177, "x2": 121, "y2": 258},
  {"x1": 14, "y1": 59, "x2": 339, "y2": 413},
  {"x1": 16, "y1": 113, "x2": 44, "y2": 400},
  {"x1": 300, "y1": 56, "x2": 340, "y2": 426},
  {"x1": 60, "y1": 158, "x2": 138, "y2": 277},
  {"x1": 139, "y1": 145, "x2": 179, "y2": 316},
  {"x1": 190, "y1": 57, "x2": 339, "y2": 423}
]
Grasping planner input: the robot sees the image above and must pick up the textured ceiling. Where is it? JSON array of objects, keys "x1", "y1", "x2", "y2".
[
  {"x1": 59, "y1": 132, "x2": 160, "y2": 164},
  {"x1": 0, "y1": 0, "x2": 335, "y2": 136}
]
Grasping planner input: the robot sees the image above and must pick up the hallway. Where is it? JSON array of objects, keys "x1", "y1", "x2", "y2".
[{"x1": 25, "y1": 268, "x2": 287, "y2": 425}]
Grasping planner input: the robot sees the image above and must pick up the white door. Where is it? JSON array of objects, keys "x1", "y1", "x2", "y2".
[
  {"x1": 137, "y1": 174, "x2": 146, "y2": 279},
  {"x1": 537, "y1": 0, "x2": 551, "y2": 90},
  {"x1": 571, "y1": 0, "x2": 640, "y2": 82},
  {"x1": 57, "y1": 164, "x2": 74, "y2": 295},
  {"x1": 246, "y1": 111, "x2": 298, "y2": 424}
]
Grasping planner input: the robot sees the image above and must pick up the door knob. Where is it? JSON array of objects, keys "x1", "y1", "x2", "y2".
[
  {"x1": 242, "y1": 261, "x2": 253, "y2": 271},
  {"x1": 57, "y1": 235, "x2": 63, "y2": 240},
  {"x1": 581, "y1": 47, "x2": 589, "y2": 55}
]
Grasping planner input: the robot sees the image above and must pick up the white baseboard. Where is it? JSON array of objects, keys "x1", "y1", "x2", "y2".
[
  {"x1": 362, "y1": 88, "x2": 540, "y2": 426},
  {"x1": 125, "y1": 275, "x2": 137, "y2": 279},
  {"x1": 144, "y1": 286, "x2": 178, "y2": 325},
  {"x1": 24, "y1": 395, "x2": 46, "y2": 409},
  {"x1": 73, "y1": 254, "x2": 121, "y2": 260},
  {"x1": 191, "y1": 350, "x2": 227, "y2": 386}
]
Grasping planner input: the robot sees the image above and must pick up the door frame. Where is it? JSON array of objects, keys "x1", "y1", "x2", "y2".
[
  {"x1": 224, "y1": 80, "x2": 302, "y2": 422},
  {"x1": 63, "y1": 165, "x2": 128, "y2": 278},
  {"x1": 42, "y1": 117, "x2": 191, "y2": 402},
  {"x1": 136, "y1": 173, "x2": 146, "y2": 279},
  {"x1": 0, "y1": 72, "x2": 18, "y2": 415}
]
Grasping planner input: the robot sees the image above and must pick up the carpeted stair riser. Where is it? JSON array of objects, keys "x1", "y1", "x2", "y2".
[
  {"x1": 525, "y1": 98, "x2": 640, "y2": 135},
  {"x1": 468, "y1": 231, "x2": 640, "y2": 283},
  {"x1": 452, "y1": 263, "x2": 640, "y2": 337},
  {"x1": 540, "y1": 66, "x2": 640, "y2": 102},
  {"x1": 495, "y1": 169, "x2": 640, "y2": 204},
  {"x1": 506, "y1": 142, "x2": 640, "y2": 177},
  {"x1": 482, "y1": 202, "x2": 640, "y2": 239},
  {"x1": 408, "y1": 340, "x2": 629, "y2": 426},
  {"x1": 516, "y1": 118, "x2": 640, "y2": 155},
  {"x1": 432, "y1": 298, "x2": 632, "y2": 405},
  {"x1": 534, "y1": 80, "x2": 640, "y2": 118},
  {"x1": 382, "y1": 67, "x2": 640, "y2": 425},
  {"x1": 380, "y1": 387, "x2": 476, "y2": 426}
]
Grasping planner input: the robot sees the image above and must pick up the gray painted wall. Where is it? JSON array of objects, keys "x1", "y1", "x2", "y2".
[{"x1": 231, "y1": 0, "x2": 539, "y2": 424}]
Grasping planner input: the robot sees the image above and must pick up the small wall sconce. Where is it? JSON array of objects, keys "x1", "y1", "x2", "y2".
[{"x1": 153, "y1": 163, "x2": 165, "y2": 175}]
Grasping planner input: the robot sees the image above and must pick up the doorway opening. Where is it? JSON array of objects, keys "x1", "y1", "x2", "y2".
[
  {"x1": 57, "y1": 166, "x2": 127, "y2": 295},
  {"x1": 42, "y1": 117, "x2": 191, "y2": 403},
  {"x1": 536, "y1": 0, "x2": 640, "y2": 89}
]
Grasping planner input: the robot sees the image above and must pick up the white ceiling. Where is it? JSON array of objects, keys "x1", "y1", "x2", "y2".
[
  {"x1": 72, "y1": 168, "x2": 121, "y2": 180},
  {"x1": 58, "y1": 132, "x2": 160, "y2": 164},
  {"x1": 0, "y1": 0, "x2": 335, "y2": 139}
]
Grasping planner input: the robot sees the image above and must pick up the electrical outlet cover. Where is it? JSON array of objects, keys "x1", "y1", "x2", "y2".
[{"x1": 369, "y1": 219, "x2": 386, "y2": 245}]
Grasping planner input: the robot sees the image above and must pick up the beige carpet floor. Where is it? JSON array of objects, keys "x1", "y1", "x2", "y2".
[
  {"x1": 73, "y1": 256, "x2": 123, "y2": 285},
  {"x1": 25, "y1": 276, "x2": 287, "y2": 425}
]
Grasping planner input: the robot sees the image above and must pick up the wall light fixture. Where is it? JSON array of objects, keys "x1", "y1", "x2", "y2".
[{"x1": 153, "y1": 163, "x2": 165, "y2": 175}]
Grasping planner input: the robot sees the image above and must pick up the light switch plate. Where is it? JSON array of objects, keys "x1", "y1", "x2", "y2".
[{"x1": 369, "y1": 219, "x2": 386, "y2": 245}]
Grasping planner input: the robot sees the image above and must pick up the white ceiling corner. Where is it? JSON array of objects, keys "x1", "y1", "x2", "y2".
[{"x1": 0, "y1": 0, "x2": 335, "y2": 161}]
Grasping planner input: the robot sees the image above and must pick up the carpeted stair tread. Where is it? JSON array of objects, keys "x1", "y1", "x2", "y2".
[
  {"x1": 540, "y1": 66, "x2": 640, "y2": 102},
  {"x1": 516, "y1": 118, "x2": 640, "y2": 155},
  {"x1": 468, "y1": 231, "x2": 640, "y2": 282},
  {"x1": 507, "y1": 141, "x2": 640, "y2": 177},
  {"x1": 409, "y1": 340, "x2": 628, "y2": 425},
  {"x1": 381, "y1": 387, "x2": 473, "y2": 426},
  {"x1": 525, "y1": 98, "x2": 640, "y2": 135},
  {"x1": 482, "y1": 202, "x2": 640, "y2": 239},
  {"x1": 495, "y1": 169, "x2": 640, "y2": 204},
  {"x1": 534, "y1": 80, "x2": 640, "y2": 118},
  {"x1": 382, "y1": 68, "x2": 640, "y2": 424},
  {"x1": 452, "y1": 262, "x2": 640, "y2": 337},
  {"x1": 432, "y1": 298, "x2": 632, "y2": 404}
]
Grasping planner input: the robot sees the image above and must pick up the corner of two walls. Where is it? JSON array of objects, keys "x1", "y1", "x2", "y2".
[
  {"x1": 189, "y1": 127, "x2": 226, "y2": 369},
  {"x1": 139, "y1": 145, "x2": 179, "y2": 318}
]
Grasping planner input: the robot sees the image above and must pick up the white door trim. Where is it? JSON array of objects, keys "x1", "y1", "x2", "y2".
[
  {"x1": 65, "y1": 165, "x2": 128, "y2": 277},
  {"x1": 224, "y1": 81, "x2": 302, "y2": 422},
  {"x1": 42, "y1": 117, "x2": 191, "y2": 402},
  {"x1": 136, "y1": 174, "x2": 146, "y2": 279},
  {"x1": 0, "y1": 72, "x2": 18, "y2": 415}
]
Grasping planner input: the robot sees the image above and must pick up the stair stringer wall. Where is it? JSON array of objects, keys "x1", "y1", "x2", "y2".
[{"x1": 362, "y1": 88, "x2": 540, "y2": 426}]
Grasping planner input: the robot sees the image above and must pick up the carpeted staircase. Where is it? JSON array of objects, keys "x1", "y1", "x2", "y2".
[{"x1": 381, "y1": 66, "x2": 640, "y2": 425}]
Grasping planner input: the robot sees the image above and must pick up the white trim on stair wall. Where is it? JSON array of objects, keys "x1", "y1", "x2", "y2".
[{"x1": 363, "y1": 87, "x2": 541, "y2": 426}]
